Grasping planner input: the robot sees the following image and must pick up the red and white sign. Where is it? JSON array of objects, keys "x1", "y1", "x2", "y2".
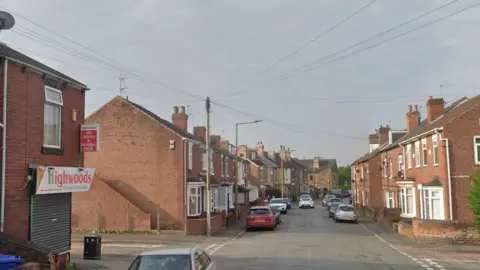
[{"x1": 80, "y1": 124, "x2": 100, "y2": 152}]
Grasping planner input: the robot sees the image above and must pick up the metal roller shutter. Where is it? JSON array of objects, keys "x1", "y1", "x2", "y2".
[{"x1": 30, "y1": 193, "x2": 72, "y2": 254}]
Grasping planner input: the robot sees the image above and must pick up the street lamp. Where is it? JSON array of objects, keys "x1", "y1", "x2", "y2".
[{"x1": 235, "y1": 120, "x2": 262, "y2": 221}]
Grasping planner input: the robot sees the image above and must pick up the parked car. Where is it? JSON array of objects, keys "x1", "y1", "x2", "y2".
[
  {"x1": 333, "y1": 204, "x2": 357, "y2": 223},
  {"x1": 128, "y1": 247, "x2": 216, "y2": 270},
  {"x1": 269, "y1": 198, "x2": 288, "y2": 214},
  {"x1": 326, "y1": 198, "x2": 342, "y2": 209},
  {"x1": 300, "y1": 194, "x2": 312, "y2": 200},
  {"x1": 283, "y1": 198, "x2": 292, "y2": 209},
  {"x1": 328, "y1": 202, "x2": 342, "y2": 217},
  {"x1": 322, "y1": 195, "x2": 336, "y2": 206},
  {"x1": 341, "y1": 190, "x2": 351, "y2": 197},
  {"x1": 246, "y1": 206, "x2": 277, "y2": 231},
  {"x1": 270, "y1": 206, "x2": 282, "y2": 224},
  {"x1": 298, "y1": 196, "x2": 315, "y2": 208}
]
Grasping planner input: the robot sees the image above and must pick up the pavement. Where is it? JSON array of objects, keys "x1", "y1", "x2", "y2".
[{"x1": 70, "y1": 200, "x2": 480, "y2": 269}]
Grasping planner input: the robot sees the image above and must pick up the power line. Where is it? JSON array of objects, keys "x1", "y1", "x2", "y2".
[
  {"x1": 221, "y1": 0, "x2": 465, "y2": 100},
  {"x1": 256, "y1": 0, "x2": 377, "y2": 76}
]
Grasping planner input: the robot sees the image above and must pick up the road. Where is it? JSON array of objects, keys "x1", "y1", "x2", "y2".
[
  {"x1": 71, "y1": 203, "x2": 479, "y2": 269},
  {"x1": 213, "y1": 204, "x2": 475, "y2": 270}
]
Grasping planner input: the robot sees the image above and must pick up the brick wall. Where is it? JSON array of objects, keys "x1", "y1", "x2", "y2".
[
  {"x1": 397, "y1": 218, "x2": 480, "y2": 244},
  {"x1": 1, "y1": 64, "x2": 85, "y2": 239},
  {"x1": 72, "y1": 177, "x2": 151, "y2": 231},
  {"x1": 186, "y1": 213, "x2": 223, "y2": 235}
]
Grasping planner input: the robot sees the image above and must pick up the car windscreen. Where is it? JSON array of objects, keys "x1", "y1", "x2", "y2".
[
  {"x1": 269, "y1": 207, "x2": 279, "y2": 212},
  {"x1": 128, "y1": 254, "x2": 191, "y2": 270},
  {"x1": 300, "y1": 197, "x2": 310, "y2": 201},
  {"x1": 339, "y1": 206, "x2": 355, "y2": 211},
  {"x1": 270, "y1": 199, "x2": 284, "y2": 204},
  {"x1": 329, "y1": 198, "x2": 340, "y2": 202},
  {"x1": 249, "y1": 208, "x2": 270, "y2": 215},
  {"x1": 330, "y1": 203, "x2": 341, "y2": 209}
]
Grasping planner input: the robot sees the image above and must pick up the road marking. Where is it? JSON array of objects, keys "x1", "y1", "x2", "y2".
[{"x1": 358, "y1": 223, "x2": 447, "y2": 270}]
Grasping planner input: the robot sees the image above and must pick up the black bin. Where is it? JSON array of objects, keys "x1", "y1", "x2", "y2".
[{"x1": 83, "y1": 235, "x2": 102, "y2": 260}]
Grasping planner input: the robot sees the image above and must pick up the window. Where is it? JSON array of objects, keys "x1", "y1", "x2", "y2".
[
  {"x1": 385, "y1": 191, "x2": 394, "y2": 208},
  {"x1": 188, "y1": 187, "x2": 201, "y2": 216},
  {"x1": 421, "y1": 138, "x2": 427, "y2": 167},
  {"x1": 202, "y1": 153, "x2": 206, "y2": 171},
  {"x1": 414, "y1": 141, "x2": 420, "y2": 168},
  {"x1": 389, "y1": 158, "x2": 393, "y2": 179},
  {"x1": 221, "y1": 154, "x2": 225, "y2": 176},
  {"x1": 188, "y1": 143, "x2": 193, "y2": 170},
  {"x1": 251, "y1": 152, "x2": 256, "y2": 159},
  {"x1": 397, "y1": 154, "x2": 404, "y2": 175},
  {"x1": 218, "y1": 187, "x2": 227, "y2": 210},
  {"x1": 406, "y1": 144, "x2": 412, "y2": 168},
  {"x1": 474, "y1": 136, "x2": 480, "y2": 165},
  {"x1": 43, "y1": 87, "x2": 63, "y2": 148},
  {"x1": 432, "y1": 135, "x2": 438, "y2": 166},
  {"x1": 209, "y1": 150, "x2": 214, "y2": 174},
  {"x1": 361, "y1": 166, "x2": 365, "y2": 179},
  {"x1": 362, "y1": 191, "x2": 368, "y2": 206},
  {"x1": 399, "y1": 187, "x2": 415, "y2": 216},
  {"x1": 225, "y1": 157, "x2": 229, "y2": 176},
  {"x1": 423, "y1": 188, "x2": 444, "y2": 220},
  {"x1": 383, "y1": 159, "x2": 387, "y2": 178}
]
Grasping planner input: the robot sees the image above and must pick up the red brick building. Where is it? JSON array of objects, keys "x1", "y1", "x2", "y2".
[
  {"x1": 72, "y1": 96, "x2": 247, "y2": 235},
  {"x1": 0, "y1": 44, "x2": 91, "y2": 262}
]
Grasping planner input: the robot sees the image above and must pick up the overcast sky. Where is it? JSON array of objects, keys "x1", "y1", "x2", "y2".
[{"x1": 1, "y1": 0, "x2": 480, "y2": 166}]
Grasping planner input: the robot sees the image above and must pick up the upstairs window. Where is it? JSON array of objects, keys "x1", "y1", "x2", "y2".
[
  {"x1": 432, "y1": 135, "x2": 439, "y2": 166},
  {"x1": 44, "y1": 87, "x2": 63, "y2": 148},
  {"x1": 422, "y1": 138, "x2": 427, "y2": 167},
  {"x1": 251, "y1": 152, "x2": 256, "y2": 159},
  {"x1": 397, "y1": 154, "x2": 404, "y2": 175},
  {"x1": 389, "y1": 158, "x2": 393, "y2": 178},
  {"x1": 383, "y1": 159, "x2": 387, "y2": 178},
  {"x1": 414, "y1": 141, "x2": 421, "y2": 168},
  {"x1": 221, "y1": 154, "x2": 225, "y2": 176},
  {"x1": 188, "y1": 143, "x2": 193, "y2": 170},
  {"x1": 474, "y1": 136, "x2": 480, "y2": 165},
  {"x1": 406, "y1": 145, "x2": 412, "y2": 169},
  {"x1": 210, "y1": 150, "x2": 214, "y2": 174},
  {"x1": 225, "y1": 157, "x2": 229, "y2": 176},
  {"x1": 202, "y1": 153, "x2": 207, "y2": 171}
]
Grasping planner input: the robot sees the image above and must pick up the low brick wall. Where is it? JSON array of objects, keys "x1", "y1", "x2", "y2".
[
  {"x1": 377, "y1": 208, "x2": 401, "y2": 228},
  {"x1": 186, "y1": 213, "x2": 224, "y2": 235},
  {"x1": 397, "y1": 218, "x2": 480, "y2": 244}
]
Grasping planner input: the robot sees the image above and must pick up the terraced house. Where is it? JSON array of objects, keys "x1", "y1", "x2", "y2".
[{"x1": 352, "y1": 95, "x2": 480, "y2": 243}]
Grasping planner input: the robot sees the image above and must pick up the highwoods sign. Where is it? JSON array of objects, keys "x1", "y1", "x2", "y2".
[{"x1": 36, "y1": 166, "x2": 95, "y2": 195}]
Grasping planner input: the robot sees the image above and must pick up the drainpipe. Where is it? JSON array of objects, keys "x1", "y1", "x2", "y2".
[
  {"x1": 0, "y1": 58, "x2": 8, "y2": 232},
  {"x1": 438, "y1": 131, "x2": 453, "y2": 220},
  {"x1": 183, "y1": 138, "x2": 188, "y2": 235}
]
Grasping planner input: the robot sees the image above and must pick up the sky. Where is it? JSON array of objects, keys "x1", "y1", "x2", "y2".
[{"x1": 1, "y1": 0, "x2": 480, "y2": 166}]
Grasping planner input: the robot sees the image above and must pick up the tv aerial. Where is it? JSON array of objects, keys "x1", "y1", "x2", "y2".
[{"x1": 0, "y1": 11, "x2": 15, "y2": 33}]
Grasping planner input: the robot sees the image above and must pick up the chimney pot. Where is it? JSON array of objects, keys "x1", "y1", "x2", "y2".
[
  {"x1": 413, "y1": 105, "x2": 418, "y2": 112},
  {"x1": 428, "y1": 96, "x2": 433, "y2": 100},
  {"x1": 408, "y1": 105, "x2": 412, "y2": 112},
  {"x1": 173, "y1": 106, "x2": 179, "y2": 114},
  {"x1": 179, "y1": 106, "x2": 186, "y2": 114}
]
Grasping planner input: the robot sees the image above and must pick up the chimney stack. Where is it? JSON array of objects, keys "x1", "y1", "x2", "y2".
[
  {"x1": 378, "y1": 125, "x2": 390, "y2": 145},
  {"x1": 285, "y1": 148, "x2": 291, "y2": 161},
  {"x1": 210, "y1": 135, "x2": 221, "y2": 147},
  {"x1": 405, "y1": 104, "x2": 421, "y2": 131},
  {"x1": 220, "y1": 140, "x2": 230, "y2": 151},
  {"x1": 193, "y1": 126, "x2": 206, "y2": 142},
  {"x1": 256, "y1": 141, "x2": 265, "y2": 156},
  {"x1": 313, "y1": 157, "x2": 320, "y2": 168},
  {"x1": 426, "y1": 96, "x2": 445, "y2": 124},
  {"x1": 172, "y1": 105, "x2": 188, "y2": 132}
]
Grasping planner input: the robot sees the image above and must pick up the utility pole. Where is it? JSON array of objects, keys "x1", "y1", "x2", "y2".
[
  {"x1": 205, "y1": 97, "x2": 212, "y2": 236},
  {"x1": 280, "y1": 145, "x2": 284, "y2": 198},
  {"x1": 234, "y1": 124, "x2": 239, "y2": 222},
  {"x1": 119, "y1": 74, "x2": 128, "y2": 100},
  {"x1": 312, "y1": 158, "x2": 316, "y2": 198}
]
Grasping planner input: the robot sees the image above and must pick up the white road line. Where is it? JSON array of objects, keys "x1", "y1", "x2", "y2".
[{"x1": 358, "y1": 223, "x2": 447, "y2": 270}]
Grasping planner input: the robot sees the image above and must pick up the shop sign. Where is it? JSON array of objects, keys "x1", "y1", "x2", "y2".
[
  {"x1": 36, "y1": 166, "x2": 95, "y2": 195},
  {"x1": 80, "y1": 124, "x2": 100, "y2": 152}
]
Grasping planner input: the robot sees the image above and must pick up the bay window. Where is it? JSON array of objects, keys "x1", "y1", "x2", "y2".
[
  {"x1": 188, "y1": 186, "x2": 201, "y2": 216},
  {"x1": 44, "y1": 86, "x2": 63, "y2": 148},
  {"x1": 399, "y1": 187, "x2": 415, "y2": 217},
  {"x1": 423, "y1": 188, "x2": 444, "y2": 220},
  {"x1": 385, "y1": 191, "x2": 394, "y2": 208}
]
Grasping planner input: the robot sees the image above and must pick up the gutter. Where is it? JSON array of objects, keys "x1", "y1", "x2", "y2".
[
  {"x1": 399, "y1": 127, "x2": 443, "y2": 145},
  {"x1": 0, "y1": 58, "x2": 7, "y2": 232},
  {"x1": 437, "y1": 130, "x2": 453, "y2": 220}
]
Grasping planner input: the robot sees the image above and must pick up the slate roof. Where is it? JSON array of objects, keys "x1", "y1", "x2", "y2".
[
  {"x1": 297, "y1": 159, "x2": 337, "y2": 173},
  {"x1": 125, "y1": 97, "x2": 203, "y2": 142},
  {"x1": 291, "y1": 158, "x2": 308, "y2": 169},
  {"x1": 248, "y1": 158, "x2": 266, "y2": 166},
  {"x1": 257, "y1": 155, "x2": 279, "y2": 168},
  {"x1": 0, "y1": 43, "x2": 87, "y2": 88}
]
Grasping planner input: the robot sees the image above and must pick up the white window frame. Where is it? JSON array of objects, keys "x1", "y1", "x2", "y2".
[
  {"x1": 385, "y1": 191, "x2": 394, "y2": 208},
  {"x1": 399, "y1": 187, "x2": 416, "y2": 218},
  {"x1": 432, "y1": 135, "x2": 439, "y2": 166},
  {"x1": 217, "y1": 187, "x2": 227, "y2": 211},
  {"x1": 423, "y1": 187, "x2": 444, "y2": 220},
  {"x1": 221, "y1": 154, "x2": 225, "y2": 177},
  {"x1": 202, "y1": 153, "x2": 207, "y2": 171},
  {"x1": 225, "y1": 157, "x2": 229, "y2": 176},
  {"x1": 43, "y1": 86, "x2": 63, "y2": 148},
  {"x1": 210, "y1": 150, "x2": 214, "y2": 174},
  {"x1": 361, "y1": 166, "x2": 365, "y2": 179},
  {"x1": 406, "y1": 144, "x2": 412, "y2": 169},
  {"x1": 251, "y1": 152, "x2": 256, "y2": 159},
  {"x1": 421, "y1": 138, "x2": 427, "y2": 167},
  {"x1": 188, "y1": 143, "x2": 193, "y2": 170},
  {"x1": 397, "y1": 154, "x2": 403, "y2": 176},
  {"x1": 362, "y1": 190, "x2": 366, "y2": 206},
  {"x1": 187, "y1": 186, "x2": 201, "y2": 217},
  {"x1": 383, "y1": 158, "x2": 388, "y2": 178},
  {"x1": 473, "y1": 136, "x2": 480, "y2": 165},
  {"x1": 414, "y1": 141, "x2": 421, "y2": 168},
  {"x1": 389, "y1": 158, "x2": 393, "y2": 179}
]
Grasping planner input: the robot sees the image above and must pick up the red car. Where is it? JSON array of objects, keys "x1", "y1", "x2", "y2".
[{"x1": 246, "y1": 206, "x2": 277, "y2": 231}]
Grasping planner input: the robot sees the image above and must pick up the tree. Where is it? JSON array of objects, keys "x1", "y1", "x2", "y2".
[
  {"x1": 338, "y1": 166, "x2": 352, "y2": 190},
  {"x1": 467, "y1": 169, "x2": 480, "y2": 231}
]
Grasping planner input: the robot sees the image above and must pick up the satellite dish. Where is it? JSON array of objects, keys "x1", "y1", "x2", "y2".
[{"x1": 0, "y1": 11, "x2": 15, "y2": 31}]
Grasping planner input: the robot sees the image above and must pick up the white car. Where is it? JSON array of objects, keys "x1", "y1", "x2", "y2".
[
  {"x1": 269, "y1": 198, "x2": 288, "y2": 214},
  {"x1": 128, "y1": 247, "x2": 216, "y2": 270},
  {"x1": 299, "y1": 197, "x2": 315, "y2": 208}
]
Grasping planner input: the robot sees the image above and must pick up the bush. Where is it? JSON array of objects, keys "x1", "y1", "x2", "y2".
[{"x1": 467, "y1": 169, "x2": 480, "y2": 232}]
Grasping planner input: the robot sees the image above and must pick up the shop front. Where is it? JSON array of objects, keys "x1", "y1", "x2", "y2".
[{"x1": 28, "y1": 165, "x2": 95, "y2": 263}]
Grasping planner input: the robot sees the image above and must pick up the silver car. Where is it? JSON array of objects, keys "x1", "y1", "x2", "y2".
[
  {"x1": 333, "y1": 204, "x2": 357, "y2": 223},
  {"x1": 328, "y1": 202, "x2": 342, "y2": 218},
  {"x1": 128, "y1": 247, "x2": 216, "y2": 270},
  {"x1": 322, "y1": 195, "x2": 336, "y2": 206}
]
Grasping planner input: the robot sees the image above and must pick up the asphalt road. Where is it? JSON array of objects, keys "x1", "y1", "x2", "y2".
[{"x1": 213, "y1": 205, "x2": 432, "y2": 270}]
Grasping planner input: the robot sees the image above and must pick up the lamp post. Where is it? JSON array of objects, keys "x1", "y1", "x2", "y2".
[{"x1": 235, "y1": 120, "x2": 262, "y2": 221}]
